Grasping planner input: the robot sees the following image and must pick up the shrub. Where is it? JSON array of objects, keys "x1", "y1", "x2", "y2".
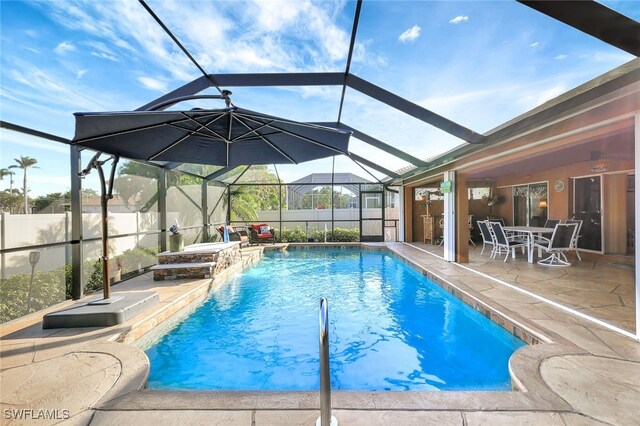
[
  {"x1": 1, "y1": 269, "x2": 66, "y2": 323},
  {"x1": 273, "y1": 226, "x2": 308, "y2": 243},
  {"x1": 311, "y1": 227, "x2": 359, "y2": 242}
]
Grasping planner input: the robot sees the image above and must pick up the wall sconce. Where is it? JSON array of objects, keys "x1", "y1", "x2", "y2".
[{"x1": 539, "y1": 200, "x2": 547, "y2": 209}]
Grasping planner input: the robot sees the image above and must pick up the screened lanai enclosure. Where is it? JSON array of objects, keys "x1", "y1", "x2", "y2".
[{"x1": 1, "y1": 0, "x2": 639, "y2": 324}]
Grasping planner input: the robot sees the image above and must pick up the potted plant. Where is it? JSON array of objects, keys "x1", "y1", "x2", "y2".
[{"x1": 168, "y1": 221, "x2": 184, "y2": 252}]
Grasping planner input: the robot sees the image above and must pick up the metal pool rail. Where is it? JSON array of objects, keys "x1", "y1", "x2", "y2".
[{"x1": 317, "y1": 298, "x2": 337, "y2": 426}]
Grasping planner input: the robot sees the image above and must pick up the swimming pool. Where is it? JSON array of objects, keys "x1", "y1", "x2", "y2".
[{"x1": 145, "y1": 248, "x2": 525, "y2": 391}]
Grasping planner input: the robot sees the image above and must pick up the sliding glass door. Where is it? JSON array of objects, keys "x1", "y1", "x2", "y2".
[{"x1": 513, "y1": 183, "x2": 548, "y2": 227}]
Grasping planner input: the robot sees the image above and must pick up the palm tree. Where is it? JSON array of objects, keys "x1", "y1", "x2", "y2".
[
  {"x1": 0, "y1": 168, "x2": 16, "y2": 213},
  {"x1": 9, "y1": 156, "x2": 38, "y2": 214}
]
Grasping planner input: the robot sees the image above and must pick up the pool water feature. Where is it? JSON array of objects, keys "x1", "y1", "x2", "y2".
[{"x1": 145, "y1": 249, "x2": 526, "y2": 391}]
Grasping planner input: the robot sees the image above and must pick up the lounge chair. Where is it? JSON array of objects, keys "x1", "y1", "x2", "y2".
[
  {"x1": 249, "y1": 223, "x2": 275, "y2": 244},
  {"x1": 217, "y1": 225, "x2": 249, "y2": 246},
  {"x1": 533, "y1": 223, "x2": 579, "y2": 266}
]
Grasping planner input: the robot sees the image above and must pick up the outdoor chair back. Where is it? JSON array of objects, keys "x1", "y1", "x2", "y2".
[
  {"x1": 539, "y1": 218, "x2": 561, "y2": 238},
  {"x1": 490, "y1": 221, "x2": 509, "y2": 246},
  {"x1": 478, "y1": 220, "x2": 494, "y2": 255},
  {"x1": 565, "y1": 219, "x2": 583, "y2": 261},
  {"x1": 217, "y1": 225, "x2": 249, "y2": 245},
  {"x1": 544, "y1": 219, "x2": 561, "y2": 229},
  {"x1": 249, "y1": 223, "x2": 275, "y2": 244},
  {"x1": 488, "y1": 218, "x2": 505, "y2": 226}
]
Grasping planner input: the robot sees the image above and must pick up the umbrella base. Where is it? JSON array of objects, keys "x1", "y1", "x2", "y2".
[{"x1": 42, "y1": 291, "x2": 159, "y2": 329}]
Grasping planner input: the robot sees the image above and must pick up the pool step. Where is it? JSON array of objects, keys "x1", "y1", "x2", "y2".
[{"x1": 150, "y1": 262, "x2": 216, "y2": 280}]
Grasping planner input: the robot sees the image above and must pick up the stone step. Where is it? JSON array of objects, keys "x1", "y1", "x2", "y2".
[{"x1": 150, "y1": 262, "x2": 216, "y2": 270}]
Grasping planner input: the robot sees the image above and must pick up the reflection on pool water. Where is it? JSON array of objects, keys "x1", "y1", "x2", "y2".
[{"x1": 146, "y1": 249, "x2": 525, "y2": 391}]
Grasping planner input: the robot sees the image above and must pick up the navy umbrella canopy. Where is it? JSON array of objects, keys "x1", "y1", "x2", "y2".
[{"x1": 71, "y1": 107, "x2": 351, "y2": 167}]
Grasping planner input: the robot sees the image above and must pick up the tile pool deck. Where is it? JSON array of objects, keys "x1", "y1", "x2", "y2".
[
  {"x1": 408, "y1": 242, "x2": 636, "y2": 333},
  {"x1": 1, "y1": 243, "x2": 638, "y2": 425}
]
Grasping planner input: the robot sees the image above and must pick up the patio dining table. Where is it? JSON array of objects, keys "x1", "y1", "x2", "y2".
[{"x1": 503, "y1": 226, "x2": 551, "y2": 263}]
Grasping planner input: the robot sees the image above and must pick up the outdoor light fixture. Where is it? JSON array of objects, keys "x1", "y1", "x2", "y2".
[
  {"x1": 539, "y1": 200, "x2": 548, "y2": 209},
  {"x1": 27, "y1": 250, "x2": 41, "y2": 312}
]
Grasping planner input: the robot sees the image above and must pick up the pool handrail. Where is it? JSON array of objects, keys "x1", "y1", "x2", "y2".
[{"x1": 317, "y1": 298, "x2": 337, "y2": 426}]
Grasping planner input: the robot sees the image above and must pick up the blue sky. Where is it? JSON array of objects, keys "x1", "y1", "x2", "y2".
[{"x1": 0, "y1": 0, "x2": 636, "y2": 196}]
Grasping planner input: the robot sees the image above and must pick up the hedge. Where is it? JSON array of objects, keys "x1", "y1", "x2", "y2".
[{"x1": 273, "y1": 226, "x2": 360, "y2": 243}]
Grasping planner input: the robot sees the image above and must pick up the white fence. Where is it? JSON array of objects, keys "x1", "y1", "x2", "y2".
[
  {"x1": 1, "y1": 205, "x2": 400, "y2": 277},
  {"x1": 1, "y1": 211, "x2": 162, "y2": 277}
]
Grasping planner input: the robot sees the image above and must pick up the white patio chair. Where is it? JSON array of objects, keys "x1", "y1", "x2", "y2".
[
  {"x1": 489, "y1": 222, "x2": 528, "y2": 262},
  {"x1": 478, "y1": 220, "x2": 495, "y2": 256},
  {"x1": 533, "y1": 223, "x2": 579, "y2": 267}
]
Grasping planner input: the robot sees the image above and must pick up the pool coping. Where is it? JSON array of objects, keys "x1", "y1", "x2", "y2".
[{"x1": 101, "y1": 243, "x2": 586, "y2": 414}]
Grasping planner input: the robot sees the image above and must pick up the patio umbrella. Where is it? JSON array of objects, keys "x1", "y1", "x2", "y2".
[{"x1": 71, "y1": 107, "x2": 351, "y2": 167}]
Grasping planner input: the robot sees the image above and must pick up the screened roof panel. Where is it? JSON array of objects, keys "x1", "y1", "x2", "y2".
[
  {"x1": 144, "y1": 0, "x2": 355, "y2": 74},
  {"x1": 348, "y1": 137, "x2": 412, "y2": 175},
  {"x1": 351, "y1": 0, "x2": 635, "y2": 133},
  {"x1": 273, "y1": 157, "x2": 335, "y2": 183},
  {"x1": 340, "y1": 88, "x2": 464, "y2": 171}
]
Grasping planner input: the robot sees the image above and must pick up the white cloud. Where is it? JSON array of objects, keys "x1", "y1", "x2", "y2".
[
  {"x1": 90, "y1": 51, "x2": 119, "y2": 62},
  {"x1": 85, "y1": 40, "x2": 120, "y2": 62},
  {"x1": 554, "y1": 54, "x2": 567, "y2": 60},
  {"x1": 25, "y1": 29, "x2": 38, "y2": 38},
  {"x1": 54, "y1": 41, "x2": 76, "y2": 55},
  {"x1": 137, "y1": 76, "x2": 168, "y2": 92},
  {"x1": 449, "y1": 16, "x2": 469, "y2": 24},
  {"x1": 21, "y1": 46, "x2": 40, "y2": 55},
  {"x1": 76, "y1": 69, "x2": 88, "y2": 79},
  {"x1": 398, "y1": 25, "x2": 421, "y2": 43},
  {"x1": 530, "y1": 42, "x2": 539, "y2": 47}
]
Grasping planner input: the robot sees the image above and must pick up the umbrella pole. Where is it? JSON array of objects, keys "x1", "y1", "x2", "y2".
[
  {"x1": 96, "y1": 165, "x2": 111, "y2": 300},
  {"x1": 79, "y1": 153, "x2": 120, "y2": 303}
]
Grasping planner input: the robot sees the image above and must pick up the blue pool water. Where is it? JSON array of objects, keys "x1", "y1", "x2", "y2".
[{"x1": 146, "y1": 249, "x2": 525, "y2": 391}]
